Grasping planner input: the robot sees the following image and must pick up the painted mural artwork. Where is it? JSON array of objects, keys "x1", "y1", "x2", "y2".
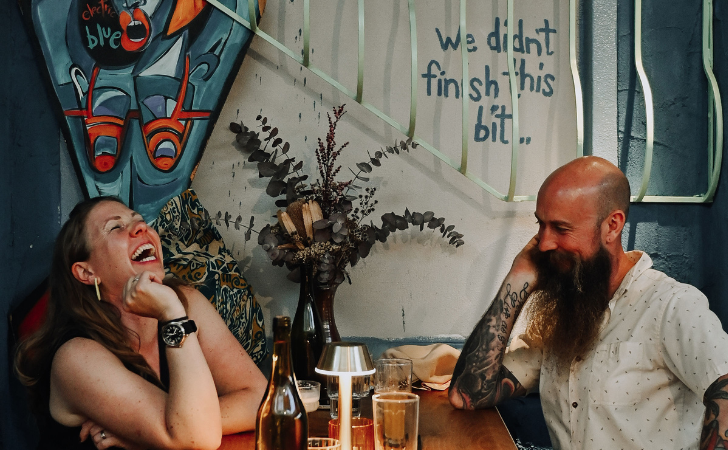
[{"x1": 20, "y1": 0, "x2": 265, "y2": 219}]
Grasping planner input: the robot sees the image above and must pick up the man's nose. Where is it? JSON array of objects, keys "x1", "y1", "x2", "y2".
[{"x1": 538, "y1": 229, "x2": 557, "y2": 252}]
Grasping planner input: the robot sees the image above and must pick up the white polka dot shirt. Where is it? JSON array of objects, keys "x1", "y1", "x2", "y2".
[{"x1": 503, "y1": 251, "x2": 728, "y2": 449}]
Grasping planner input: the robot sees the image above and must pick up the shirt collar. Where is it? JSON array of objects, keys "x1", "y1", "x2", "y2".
[{"x1": 608, "y1": 250, "x2": 652, "y2": 311}]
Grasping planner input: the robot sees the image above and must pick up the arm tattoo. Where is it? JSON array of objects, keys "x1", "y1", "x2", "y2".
[
  {"x1": 701, "y1": 377, "x2": 728, "y2": 449},
  {"x1": 450, "y1": 281, "x2": 531, "y2": 409}
]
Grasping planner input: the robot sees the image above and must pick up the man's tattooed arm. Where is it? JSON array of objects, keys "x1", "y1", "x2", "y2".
[
  {"x1": 449, "y1": 264, "x2": 537, "y2": 410},
  {"x1": 701, "y1": 374, "x2": 728, "y2": 449}
]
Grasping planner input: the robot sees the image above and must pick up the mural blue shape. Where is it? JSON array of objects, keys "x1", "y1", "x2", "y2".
[{"x1": 20, "y1": 0, "x2": 265, "y2": 219}]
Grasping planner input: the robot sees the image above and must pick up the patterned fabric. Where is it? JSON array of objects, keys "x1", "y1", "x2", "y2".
[{"x1": 152, "y1": 189, "x2": 268, "y2": 366}]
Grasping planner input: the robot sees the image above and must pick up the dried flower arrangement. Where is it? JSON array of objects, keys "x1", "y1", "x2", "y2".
[{"x1": 221, "y1": 105, "x2": 464, "y2": 287}]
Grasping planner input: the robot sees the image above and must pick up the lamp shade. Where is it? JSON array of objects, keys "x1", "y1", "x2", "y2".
[{"x1": 315, "y1": 342, "x2": 375, "y2": 375}]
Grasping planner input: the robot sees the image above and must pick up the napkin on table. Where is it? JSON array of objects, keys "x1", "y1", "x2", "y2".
[{"x1": 381, "y1": 343, "x2": 461, "y2": 391}]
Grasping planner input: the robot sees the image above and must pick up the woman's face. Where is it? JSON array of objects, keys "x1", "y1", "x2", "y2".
[{"x1": 83, "y1": 200, "x2": 165, "y2": 300}]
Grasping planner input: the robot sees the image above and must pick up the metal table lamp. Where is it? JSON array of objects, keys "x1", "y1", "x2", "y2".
[{"x1": 316, "y1": 342, "x2": 375, "y2": 450}]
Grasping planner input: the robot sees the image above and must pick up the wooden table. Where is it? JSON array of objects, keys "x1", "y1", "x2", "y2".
[{"x1": 219, "y1": 390, "x2": 516, "y2": 449}]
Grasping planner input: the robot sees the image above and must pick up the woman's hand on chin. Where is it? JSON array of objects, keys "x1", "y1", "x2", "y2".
[{"x1": 121, "y1": 271, "x2": 186, "y2": 321}]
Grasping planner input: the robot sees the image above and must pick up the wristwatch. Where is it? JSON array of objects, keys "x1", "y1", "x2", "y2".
[{"x1": 160, "y1": 317, "x2": 197, "y2": 348}]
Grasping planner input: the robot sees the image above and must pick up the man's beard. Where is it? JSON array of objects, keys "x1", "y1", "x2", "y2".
[{"x1": 526, "y1": 244, "x2": 613, "y2": 366}]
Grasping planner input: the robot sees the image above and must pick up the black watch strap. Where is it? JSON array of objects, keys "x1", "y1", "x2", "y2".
[{"x1": 159, "y1": 315, "x2": 189, "y2": 327}]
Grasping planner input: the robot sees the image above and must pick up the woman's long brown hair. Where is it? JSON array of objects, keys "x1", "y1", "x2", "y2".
[{"x1": 14, "y1": 196, "x2": 187, "y2": 414}]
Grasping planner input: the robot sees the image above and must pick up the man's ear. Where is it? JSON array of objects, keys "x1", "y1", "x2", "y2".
[
  {"x1": 603, "y1": 210, "x2": 626, "y2": 244},
  {"x1": 72, "y1": 262, "x2": 95, "y2": 285}
]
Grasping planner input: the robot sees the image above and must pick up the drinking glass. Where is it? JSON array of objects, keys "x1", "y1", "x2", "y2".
[
  {"x1": 374, "y1": 359, "x2": 412, "y2": 394},
  {"x1": 372, "y1": 393, "x2": 419, "y2": 450},
  {"x1": 328, "y1": 375, "x2": 371, "y2": 419},
  {"x1": 297, "y1": 380, "x2": 321, "y2": 413},
  {"x1": 329, "y1": 417, "x2": 374, "y2": 450},
  {"x1": 308, "y1": 438, "x2": 341, "y2": 450}
]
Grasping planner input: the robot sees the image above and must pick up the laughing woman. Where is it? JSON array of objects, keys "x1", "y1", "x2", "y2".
[{"x1": 15, "y1": 196, "x2": 267, "y2": 450}]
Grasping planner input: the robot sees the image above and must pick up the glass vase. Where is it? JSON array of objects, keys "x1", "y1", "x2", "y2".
[{"x1": 313, "y1": 283, "x2": 341, "y2": 343}]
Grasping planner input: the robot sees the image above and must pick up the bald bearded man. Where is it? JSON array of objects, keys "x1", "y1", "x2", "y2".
[{"x1": 449, "y1": 156, "x2": 728, "y2": 449}]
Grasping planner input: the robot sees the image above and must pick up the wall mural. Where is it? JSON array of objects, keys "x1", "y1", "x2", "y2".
[{"x1": 20, "y1": 0, "x2": 265, "y2": 220}]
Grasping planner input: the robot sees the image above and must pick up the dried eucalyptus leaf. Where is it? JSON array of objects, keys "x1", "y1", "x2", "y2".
[
  {"x1": 350, "y1": 251, "x2": 360, "y2": 267},
  {"x1": 356, "y1": 175, "x2": 370, "y2": 182},
  {"x1": 215, "y1": 211, "x2": 222, "y2": 225},
  {"x1": 332, "y1": 222, "x2": 343, "y2": 233},
  {"x1": 412, "y1": 212, "x2": 424, "y2": 225},
  {"x1": 445, "y1": 224, "x2": 455, "y2": 233},
  {"x1": 262, "y1": 125, "x2": 270, "y2": 132},
  {"x1": 395, "y1": 216, "x2": 408, "y2": 230},
  {"x1": 258, "y1": 161, "x2": 278, "y2": 177},
  {"x1": 262, "y1": 117, "x2": 267, "y2": 125},
  {"x1": 313, "y1": 219, "x2": 331, "y2": 230},
  {"x1": 256, "y1": 114, "x2": 262, "y2": 120},
  {"x1": 272, "y1": 137, "x2": 283, "y2": 147},
  {"x1": 423, "y1": 211, "x2": 435, "y2": 222},
  {"x1": 382, "y1": 212, "x2": 397, "y2": 227},
  {"x1": 234, "y1": 215, "x2": 242, "y2": 230},
  {"x1": 244, "y1": 228, "x2": 252, "y2": 242},
  {"x1": 293, "y1": 161, "x2": 303, "y2": 171},
  {"x1": 283, "y1": 142, "x2": 291, "y2": 154},
  {"x1": 274, "y1": 199, "x2": 288, "y2": 207},
  {"x1": 358, "y1": 242, "x2": 371, "y2": 258},
  {"x1": 266, "y1": 179, "x2": 286, "y2": 197},
  {"x1": 404, "y1": 208, "x2": 412, "y2": 221},
  {"x1": 229, "y1": 122, "x2": 242, "y2": 133},
  {"x1": 315, "y1": 228, "x2": 332, "y2": 242},
  {"x1": 370, "y1": 158, "x2": 381, "y2": 167},
  {"x1": 236, "y1": 133, "x2": 250, "y2": 146},
  {"x1": 375, "y1": 151, "x2": 383, "y2": 159},
  {"x1": 224, "y1": 211, "x2": 231, "y2": 228},
  {"x1": 248, "y1": 150, "x2": 268, "y2": 162},
  {"x1": 356, "y1": 162, "x2": 373, "y2": 173},
  {"x1": 365, "y1": 227, "x2": 376, "y2": 244}
]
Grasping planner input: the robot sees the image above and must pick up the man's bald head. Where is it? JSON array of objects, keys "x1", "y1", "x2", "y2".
[{"x1": 541, "y1": 156, "x2": 631, "y2": 225}]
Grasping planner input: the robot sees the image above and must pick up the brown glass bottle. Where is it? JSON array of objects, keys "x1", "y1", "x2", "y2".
[
  {"x1": 291, "y1": 264, "x2": 325, "y2": 387},
  {"x1": 255, "y1": 316, "x2": 308, "y2": 450}
]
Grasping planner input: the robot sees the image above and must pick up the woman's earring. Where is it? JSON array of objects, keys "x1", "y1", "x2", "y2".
[{"x1": 94, "y1": 278, "x2": 101, "y2": 301}]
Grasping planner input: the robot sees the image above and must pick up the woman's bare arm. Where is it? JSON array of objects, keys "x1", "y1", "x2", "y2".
[{"x1": 185, "y1": 287, "x2": 267, "y2": 434}]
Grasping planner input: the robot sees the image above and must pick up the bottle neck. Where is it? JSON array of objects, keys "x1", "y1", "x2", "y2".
[{"x1": 272, "y1": 329, "x2": 295, "y2": 382}]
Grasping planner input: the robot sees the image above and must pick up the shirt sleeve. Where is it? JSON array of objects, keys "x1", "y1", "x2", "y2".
[
  {"x1": 659, "y1": 283, "x2": 728, "y2": 398},
  {"x1": 503, "y1": 332, "x2": 543, "y2": 391}
]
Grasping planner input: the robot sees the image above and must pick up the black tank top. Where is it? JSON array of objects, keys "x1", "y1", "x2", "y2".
[{"x1": 36, "y1": 330, "x2": 168, "y2": 450}]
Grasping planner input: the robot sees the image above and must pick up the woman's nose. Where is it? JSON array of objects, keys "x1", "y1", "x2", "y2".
[{"x1": 131, "y1": 220, "x2": 147, "y2": 236}]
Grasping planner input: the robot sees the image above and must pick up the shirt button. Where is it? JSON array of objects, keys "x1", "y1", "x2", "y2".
[{"x1": 572, "y1": 402, "x2": 578, "y2": 408}]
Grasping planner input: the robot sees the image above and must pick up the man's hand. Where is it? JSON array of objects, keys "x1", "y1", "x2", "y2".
[{"x1": 510, "y1": 235, "x2": 540, "y2": 280}]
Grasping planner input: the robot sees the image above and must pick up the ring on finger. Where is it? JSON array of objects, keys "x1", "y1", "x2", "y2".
[
  {"x1": 134, "y1": 275, "x2": 140, "y2": 282},
  {"x1": 100, "y1": 431, "x2": 107, "y2": 440}
]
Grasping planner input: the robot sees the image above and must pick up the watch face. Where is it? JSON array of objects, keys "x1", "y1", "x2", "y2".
[{"x1": 162, "y1": 323, "x2": 184, "y2": 347}]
